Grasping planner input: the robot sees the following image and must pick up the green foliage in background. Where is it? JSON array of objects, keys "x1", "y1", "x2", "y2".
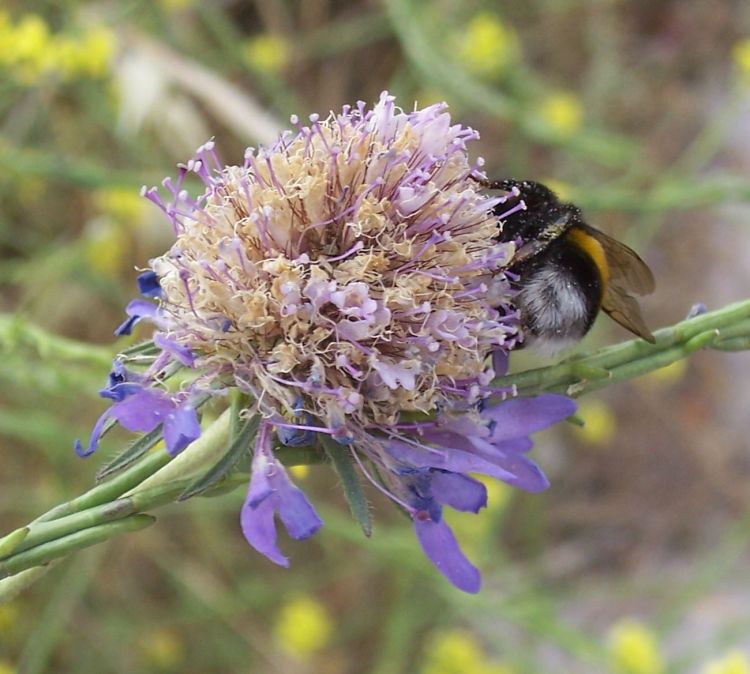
[{"x1": 2, "y1": 1, "x2": 750, "y2": 673}]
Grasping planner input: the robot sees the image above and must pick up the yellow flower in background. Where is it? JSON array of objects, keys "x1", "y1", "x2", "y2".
[
  {"x1": 0, "y1": 661, "x2": 16, "y2": 674},
  {"x1": 4, "y1": 13, "x2": 53, "y2": 83},
  {"x1": 83, "y1": 219, "x2": 131, "y2": 276},
  {"x1": 274, "y1": 596, "x2": 333, "y2": 660},
  {"x1": 607, "y1": 618, "x2": 664, "y2": 674},
  {"x1": 733, "y1": 39, "x2": 750, "y2": 77},
  {"x1": 139, "y1": 628, "x2": 186, "y2": 670},
  {"x1": 639, "y1": 359, "x2": 687, "y2": 389},
  {"x1": 702, "y1": 650, "x2": 750, "y2": 674},
  {"x1": 456, "y1": 12, "x2": 520, "y2": 79},
  {"x1": 445, "y1": 474, "x2": 511, "y2": 561},
  {"x1": 481, "y1": 474, "x2": 512, "y2": 514},
  {"x1": 421, "y1": 629, "x2": 514, "y2": 674},
  {"x1": 573, "y1": 399, "x2": 617, "y2": 446},
  {"x1": 84, "y1": 188, "x2": 143, "y2": 276},
  {"x1": 289, "y1": 464, "x2": 310, "y2": 480},
  {"x1": 0, "y1": 13, "x2": 114, "y2": 83},
  {"x1": 74, "y1": 26, "x2": 115, "y2": 78},
  {"x1": 95, "y1": 187, "x2": 146, "y2": 223},
  {"x1": 540, "y1": 179, "x2": 574, "y2": 202},
  {"x1": 539, "y1": 92, "x2": 583, "y2": 138},
  {"x1": 243, "y1": 34, "x2": 291, "y2": 74}
]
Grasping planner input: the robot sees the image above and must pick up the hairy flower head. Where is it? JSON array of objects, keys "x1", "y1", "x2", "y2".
[
  {"x1": 146, "y1": 92, "x2": 519, "y2": 434},
  {"x1": 77, "y1": 92, "x2": 575, "y2": 593}
]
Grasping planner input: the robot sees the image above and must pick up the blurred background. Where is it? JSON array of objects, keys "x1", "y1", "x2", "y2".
[{"x1": 1, "y1": 0, "x2": 750, "y2": 672}]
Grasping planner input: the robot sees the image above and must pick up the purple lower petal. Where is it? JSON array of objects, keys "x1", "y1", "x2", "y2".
[
  {"x1": 241, "y1": 495, "x2": 289, "y2": 567},
  {"x1": 154, "y1": 333, "x2": 195, "y2": 367},
  {"x1": 246, "y1": 426, "x2": 275, "y2": 507},
  {"x1": 386, "y1": 440, "x2": 515, "y2": 482},
  {"x1": 114, "y1": 299, "x2": 162, "y2": 336},
  {"x1": 413, "y1": 515, "x2": 481, "y2": 593},
  {"x1": 490, "y1": 437, "x2": 534, "y2": 454},
  {"x1": 431, "y1": 472, "x2": 487, "y2": 513},
  {"x1": 277, "y1": 485, "x2": 323, "y2": 540},
  {"x1": 482, "y1": 452, "x2": 549, "y2": 493},
  {"x1": 114, "y1": 315, "x2": 139, "y2": 337},
  {"x1": 109, "y1": 389, "x2": 175, "y2": 433},
  {"x1": 482, "y1": 394, "x2": 576, "y2": 441},
  {"x1": 163, "y1": 405, "x2": 201, "y2": 456},
  {"x1": 74, "y1": 408, "x2": 110, "y2": 457}
]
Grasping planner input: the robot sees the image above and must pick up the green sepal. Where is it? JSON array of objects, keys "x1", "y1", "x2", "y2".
[
  {"x1": 320, "y1": 435, "x2": 372, "y2": 537},
  {"x1": 96, "y1": 426, "x2": 163, "y2": 482},
  {"x1": 177, "y1": 413, "x2": 260, "y2": 501}
]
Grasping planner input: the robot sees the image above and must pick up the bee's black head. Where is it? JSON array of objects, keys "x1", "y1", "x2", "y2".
[
  {"x1": 495, "y1": 180, "x2": 572, "y2": 215},
  {"x1": 493, "y1": 180, "x2": 580, "y2": 245}
]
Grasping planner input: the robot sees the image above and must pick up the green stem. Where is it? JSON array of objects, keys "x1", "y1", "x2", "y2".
[
  {"x1": 494, "y1": 299, "x2": 750, "y2": 396},
  {"x1": 33, "y1": 449, "x2": 172, "y2": 523},
  {"x1": 0, "y1": 515, "x2": 154, "y2": 580}
]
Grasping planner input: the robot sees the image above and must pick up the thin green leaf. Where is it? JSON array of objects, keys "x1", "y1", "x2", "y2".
[
  {"x1": 95, "y1": 426, "x2": 163, "y2": 482},
  {"x1": 320, "y1": 435, "x2": 372, "y2": 537},
  {"x1": 177, "y1": 413, "x2": 260, "y2": 501}
]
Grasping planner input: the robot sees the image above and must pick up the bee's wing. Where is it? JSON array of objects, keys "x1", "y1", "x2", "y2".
[
  {"x1": 601, "y1": 283, "x2": 656, "y2": 343},
  {"x1": 584, "y1": 225, "x2": 655, "y2": 296}
]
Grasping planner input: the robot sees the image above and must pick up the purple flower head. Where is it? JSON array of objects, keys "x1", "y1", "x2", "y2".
[{"x1": 78, "y1": 93, "x2": 577, "y2": 593}]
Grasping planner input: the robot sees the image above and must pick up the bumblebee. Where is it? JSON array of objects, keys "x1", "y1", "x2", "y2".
[{"x1": 488, "y1": 179, "x2": 655, "y2": 349}]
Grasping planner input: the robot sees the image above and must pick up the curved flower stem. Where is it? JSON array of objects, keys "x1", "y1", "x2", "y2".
[{"x1": 493, "y1": 299, "x2": 750, "y2": 397}]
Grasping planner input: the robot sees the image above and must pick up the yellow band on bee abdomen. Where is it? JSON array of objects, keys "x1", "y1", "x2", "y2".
[{"x1": 566, "y1": 228, "x2": 610, "y2": 286}]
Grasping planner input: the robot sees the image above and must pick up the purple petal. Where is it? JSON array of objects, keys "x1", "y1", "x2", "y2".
[
  {"x1": 109, "y1": 389, "x2": 175, "y2": 433},
  {"x1": 125, "y1": 299, "x2": 161, "y2": 319},
  {"x1": 413, "y1": 515, "x2": 481, "y2": 593},
  {"x1": 492, "y1": 349, "x2": 509, "y2": 376},
  {"x1": 422, "y1": 430, "x2": 482, "y2": 454},
  {"x1": 154, "y1": 333, "x2": 195, "y2": 367},
  {"x1": 241, "y1": 495, "x2": 289, "y2": 567},
  {"x1": 276, "y1": 484, "x2": 323, "y2": 540},
  {"x1": 114, "y1": 299, "x2": 162, "y2": 336},
  {"x1": 74, "y1": 409, "x2": 110, "y2": 457},
  {"x1": 431, "y1": 472, "x2": 487, "y2": 513},
  {"x1": 163, "y1": 405, "x2": 201, "y2": 456},
  {"x1": 480, "y1": 453, "x2": 549, "y2": 493},
  {"x1": 114, "y1": 315, "x2": 139, "y2": 337},
  {"x1": 99, "y1": 382, "x2": 143, "y2": 402},
  {"x1": 386, "y1": 440, "x2": 515, "y2": 482},
  {"x1": 482, "y1": 394, "x2": 576, "y2": 441},
  {"x1": 100, "y1": 361, "x2": 144, "y2": 401},
  {"x1": 423, "y1": 429, "x2": 533, "y2": 458},
  {"x1": 246, "y1": 442, "x2": 275, "y2": 507},
  {"x1": 490, "y1": 437, "x2": 534, "y2": 454},
  {"x1": 136, "y1": 270, "x2": 162, "y2": 298}
]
